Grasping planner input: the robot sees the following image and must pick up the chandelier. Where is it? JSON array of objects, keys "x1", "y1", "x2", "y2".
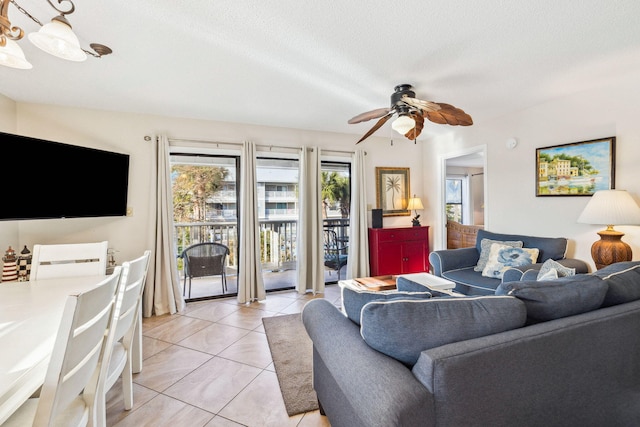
[{"x1": 0, "y1": 0, "x2": 112, "y2": 69}]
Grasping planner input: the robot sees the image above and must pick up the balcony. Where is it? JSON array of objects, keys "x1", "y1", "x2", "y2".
[{"x1": 174, "y1": 218, "x2": 349, "y2": 299}]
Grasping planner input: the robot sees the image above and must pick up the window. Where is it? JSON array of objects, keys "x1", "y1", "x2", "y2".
[{"x1": 446, "y1": 178, "x2": 463, "y2": 223}]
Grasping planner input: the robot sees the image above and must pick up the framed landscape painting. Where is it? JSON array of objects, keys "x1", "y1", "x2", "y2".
[
  {"x1": 536, "y1": 137, "x2": 615, "y2": 197},
  {"x1": 375, "y1": 167, "x2": 410, "y2": 216}
]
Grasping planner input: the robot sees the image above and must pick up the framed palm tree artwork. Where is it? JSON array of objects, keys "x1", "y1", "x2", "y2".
[{"x1": 375, "y1": 167, "x2": 410, "y2": 216}]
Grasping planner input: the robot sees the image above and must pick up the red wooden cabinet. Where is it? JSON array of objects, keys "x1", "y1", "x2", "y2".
[{"x1": 368, "y1": 226, "x2": 430, "y2": 276}]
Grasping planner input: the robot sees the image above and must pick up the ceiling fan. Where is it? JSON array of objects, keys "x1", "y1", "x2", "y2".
[{"x1": 348, "y1": 84, "x2": 473, "y2": 144}]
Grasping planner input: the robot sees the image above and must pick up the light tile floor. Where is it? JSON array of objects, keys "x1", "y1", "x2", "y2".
[{"x1": 106, "y1": 285, "x2": 342, "y2": 427}]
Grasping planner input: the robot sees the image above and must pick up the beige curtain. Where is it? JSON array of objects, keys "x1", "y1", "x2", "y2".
[
  {"x1": 143, "y1": 135, "x2": 185, "y2": 317},
  {"x1": 296, "y1": 147, "x2": 324, "y2": 294},
  {"x1": 237, "y1": 141, "x2": 266, "y2": 303},
  {"x1": 346, "y1": 149, "x2": 370, "y2": 279}
]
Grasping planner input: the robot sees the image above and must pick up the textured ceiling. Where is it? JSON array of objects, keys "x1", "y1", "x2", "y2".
[{"x1": 1, "y1": 0, "x2": 639, "y2": 141}]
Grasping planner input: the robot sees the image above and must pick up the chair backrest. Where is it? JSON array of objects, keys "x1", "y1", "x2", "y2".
[
  {"x1": 33, "y1": 267, "x2": 122, "y2": 427},
  {"x1": 30, "y1": 241, "x2": 109, "y2": 280},
  {"x1": 111, "y1": 250, "x2": 151, "y2": 348},
  {"x1": 324, "y1": 229, "x2": 338, "y2": 252},
  {"x1": 181, "y1": 243, "x2": 229, "y2": 278}
]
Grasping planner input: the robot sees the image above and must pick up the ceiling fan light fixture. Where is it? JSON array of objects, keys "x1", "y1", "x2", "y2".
[
  {"x1": 0, "y1": 38, "x2": 33, "y2": 69},
  {"x1": 28, "y1": 16, "x2": 87, "y2": 62},
  {"x1": 391, "y1": 114, "x2": 415, "y2": 135}
]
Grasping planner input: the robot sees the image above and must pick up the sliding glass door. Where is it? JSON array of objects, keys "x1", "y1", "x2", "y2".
[
  {"x1": 321, "y1": 161, "x2": 351, "y2": 284},
  {"x1": 170, "y1": 154, "x2": 239, "y2": 301},
  {"x1": 255, "y1": 157, "x2": 299, "y2": 291}
]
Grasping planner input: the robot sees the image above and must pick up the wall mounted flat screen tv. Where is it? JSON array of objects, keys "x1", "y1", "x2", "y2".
[{"x1": 0, "y1": 131, "x2": 130, "y2": 221}]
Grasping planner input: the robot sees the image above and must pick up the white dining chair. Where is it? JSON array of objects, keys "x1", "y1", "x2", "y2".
[
  {"x1": 30, "y1": 241, "x2": 109, "y2": 280},
  {"x1": 96, "y1": 250, "x2": 151, "y2": 427},
  {"x1": 3, "y1": 267, "x2": 123, "y2": 427}
]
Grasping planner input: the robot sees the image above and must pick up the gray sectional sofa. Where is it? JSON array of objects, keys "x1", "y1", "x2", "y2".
[
  {"x1": 429, "y1": 229, "x2": 589, "y2": 295},
  {"x1": 302, "y1": 261, "x2": 640, "y2": 427}
]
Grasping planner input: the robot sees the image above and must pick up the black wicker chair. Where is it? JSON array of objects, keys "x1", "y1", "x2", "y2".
[
  {"x1": 323, "y1": 229, "x2": 348, "y2": 280},
  {"x1": 179, "y1": 242, "x2": 229, "y2": 298}
]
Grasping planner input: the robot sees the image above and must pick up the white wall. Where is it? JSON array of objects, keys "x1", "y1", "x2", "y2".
[
  {"x1": 4, "y1": 71, "x2": 638, "y2": 272},
  {"x1": 425, "y1": 72, "x2": 640, "y2": 271},
  {"x1": 1, "y1": 102, "x2": 423, "y2": 264}
]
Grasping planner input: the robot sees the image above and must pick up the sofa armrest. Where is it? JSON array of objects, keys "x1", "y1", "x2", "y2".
[
  {"x1": 429, "y1": 247, "x2": 479, "y2": 276},
  {"x1": 302, "y1": 299, "x2": 434, "y2": 427}
]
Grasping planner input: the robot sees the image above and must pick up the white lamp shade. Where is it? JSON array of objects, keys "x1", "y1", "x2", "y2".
[
  {"x1": 406, "y1": 197, "x2": 424, "y2": 211},
  {"x1": 0, "y1": 38, "x2": 33, "y2": 69},
  {"x1": 391, "y1": 115, "x2": 415, "y2": 135},
  {"x1": 28, "y1": 19, "x2": 87, "y2": 62},
  {"x1": 577, "y1": 190, "x2": 640, "y2": 226}
]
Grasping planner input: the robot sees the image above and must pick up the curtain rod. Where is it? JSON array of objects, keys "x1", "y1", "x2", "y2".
[
  {"x1": 309, "y1": 148, "x2": 367, "y2": 155},
  {"x1": 166, "y1": 137, "x2": 302, "y2": 152},
  {"x1": 163, "y1": 137, "x2": 365, "y2": 155}
]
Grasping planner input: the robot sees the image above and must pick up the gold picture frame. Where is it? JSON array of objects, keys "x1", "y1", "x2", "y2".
[
  {"x1": 535, "y1": 137, "x2": 615, "y2": 196},
  {"x1": 375, "y1": 167, "x2": 410, "y2": 216}
]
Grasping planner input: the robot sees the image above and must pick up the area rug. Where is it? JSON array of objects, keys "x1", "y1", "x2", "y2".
[{"x1": 262, "y1": 313, "x2": 318, "y2": 416}]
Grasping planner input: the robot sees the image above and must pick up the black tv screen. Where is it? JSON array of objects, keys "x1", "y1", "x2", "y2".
[{"x1": 0, "y1": 131, "x2": 130, "y2": 221}]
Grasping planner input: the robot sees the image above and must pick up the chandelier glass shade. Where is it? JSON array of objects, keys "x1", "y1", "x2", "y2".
[
  {"x1": 0, "y1": 0, "x2": 110, "y2": 69},
  {"x1": 391, "y1": 114, "x2": 416, "y2": 135},
  {"x1": 0, "y1": 37, "x2": 32, "y2": 68},
  {"x1": 28, "y1": 16, "x2": 86, "y2": 61}
]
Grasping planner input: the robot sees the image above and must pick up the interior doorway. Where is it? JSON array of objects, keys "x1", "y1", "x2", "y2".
[{"x1": 440, "y1": 146, "x2": 487, "y2": 248}]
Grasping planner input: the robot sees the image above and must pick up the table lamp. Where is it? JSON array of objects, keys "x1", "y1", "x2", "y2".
[
  {"x1": 577, "y1": 189, "x2": 640, "y2": 269},
  {"x1": 406, "y1": 195, "x2": 424, "y2": 227}
]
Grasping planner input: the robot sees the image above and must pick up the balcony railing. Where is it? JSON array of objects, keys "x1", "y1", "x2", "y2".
[{"x1": 174, "y1": 218, "x2": 349, "y2": 272}]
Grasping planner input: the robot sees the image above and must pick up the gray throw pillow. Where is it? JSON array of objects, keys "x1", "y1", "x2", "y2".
[
  {"x1": 474, "y1": 238, "x2": 523, "y2": 272},
  {"x1": 593, "y1": 261, "x2": 640, "y2": 307},
  {"x1": 341, "y1": 285, "x2": 432, "y2": 325},
  {"x1": 536, "y1": 259, "x2": 575, "y2": 280},
  {"x1": 495, "y1": 275, "x2": 608, "y2": 323},
  {"x1": 360, "y1": 296, "x2": 526, "y2": 366}
]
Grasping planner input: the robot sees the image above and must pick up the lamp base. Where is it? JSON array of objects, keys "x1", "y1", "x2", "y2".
[{"x1": 591, "y1": 229, "x2": 632, "y2": 270}]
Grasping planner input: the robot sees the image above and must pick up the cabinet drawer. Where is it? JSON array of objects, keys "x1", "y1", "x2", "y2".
[{"x1": 373, "y1": 227, "x2": 428, "y2": 242}]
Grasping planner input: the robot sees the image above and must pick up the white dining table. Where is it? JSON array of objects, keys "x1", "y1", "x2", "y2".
[{"x1": 0, "y1": 275, "x2": 142, "y2": 425}]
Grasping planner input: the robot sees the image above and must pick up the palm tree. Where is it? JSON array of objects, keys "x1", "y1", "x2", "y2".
[
  {"x1": 321, "y1": 172, "x2": 350, "y2": 218},
  {"x1": 171, "y1": 165, "x2": 229, "y2": 222},
  {"x1": 386, "y1": 175, "x2": 402, "y2": 209}
]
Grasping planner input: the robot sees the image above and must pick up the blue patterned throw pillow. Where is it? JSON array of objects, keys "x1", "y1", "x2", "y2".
[
  {"x1": 474, "y1": 238, "x2": 524, "y2": 272},
  {"x1": 482, "y1": 243, "x2": 539, "y2": 279}
]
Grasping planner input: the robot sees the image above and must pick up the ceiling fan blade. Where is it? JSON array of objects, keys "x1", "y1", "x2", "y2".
[
  {"x1": 424, "y1": 103, "x2": 473, "y2": 126},
  {"x1": 404, "y1": 113, "x2": 424, "y2": 141},
  {"x1": 400, "y1": 95, "x2": 441, "y2": 113},
  {"x1": 355, "y1": 113, "x2": 393, "y2": 144},
  {"x1": 348, "y1": 107, "x2": 391, "y2": 124}
]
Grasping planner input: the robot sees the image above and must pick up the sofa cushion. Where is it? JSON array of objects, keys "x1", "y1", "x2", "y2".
[
  {"x1": 474, "y1": 238, "x2": 523, "y2": 272},
  {"x1": 482, "y1": 244, "x2": 540, "y2": 279},
  {"x1": 340, "y1": 285, "x2": 432, "y2": 325},
  {"x1": 475, "y1": 230, "x2": 568, "y2": 263},
  {"x1": 593, "y1": 261, "x2": 640, "y2": 307},
  {"x1": 536, "y1": 258, "x2": 576, "y2": 280},
  {"x1": 495, "y1": 275, "x2": 608, "y2": 323},
  {"x1": 359, "y1": 296, "x2": 527, "y2": 366},
  {"x1": 442, "y1": 267, "x2": 502, "y2": 294}
]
